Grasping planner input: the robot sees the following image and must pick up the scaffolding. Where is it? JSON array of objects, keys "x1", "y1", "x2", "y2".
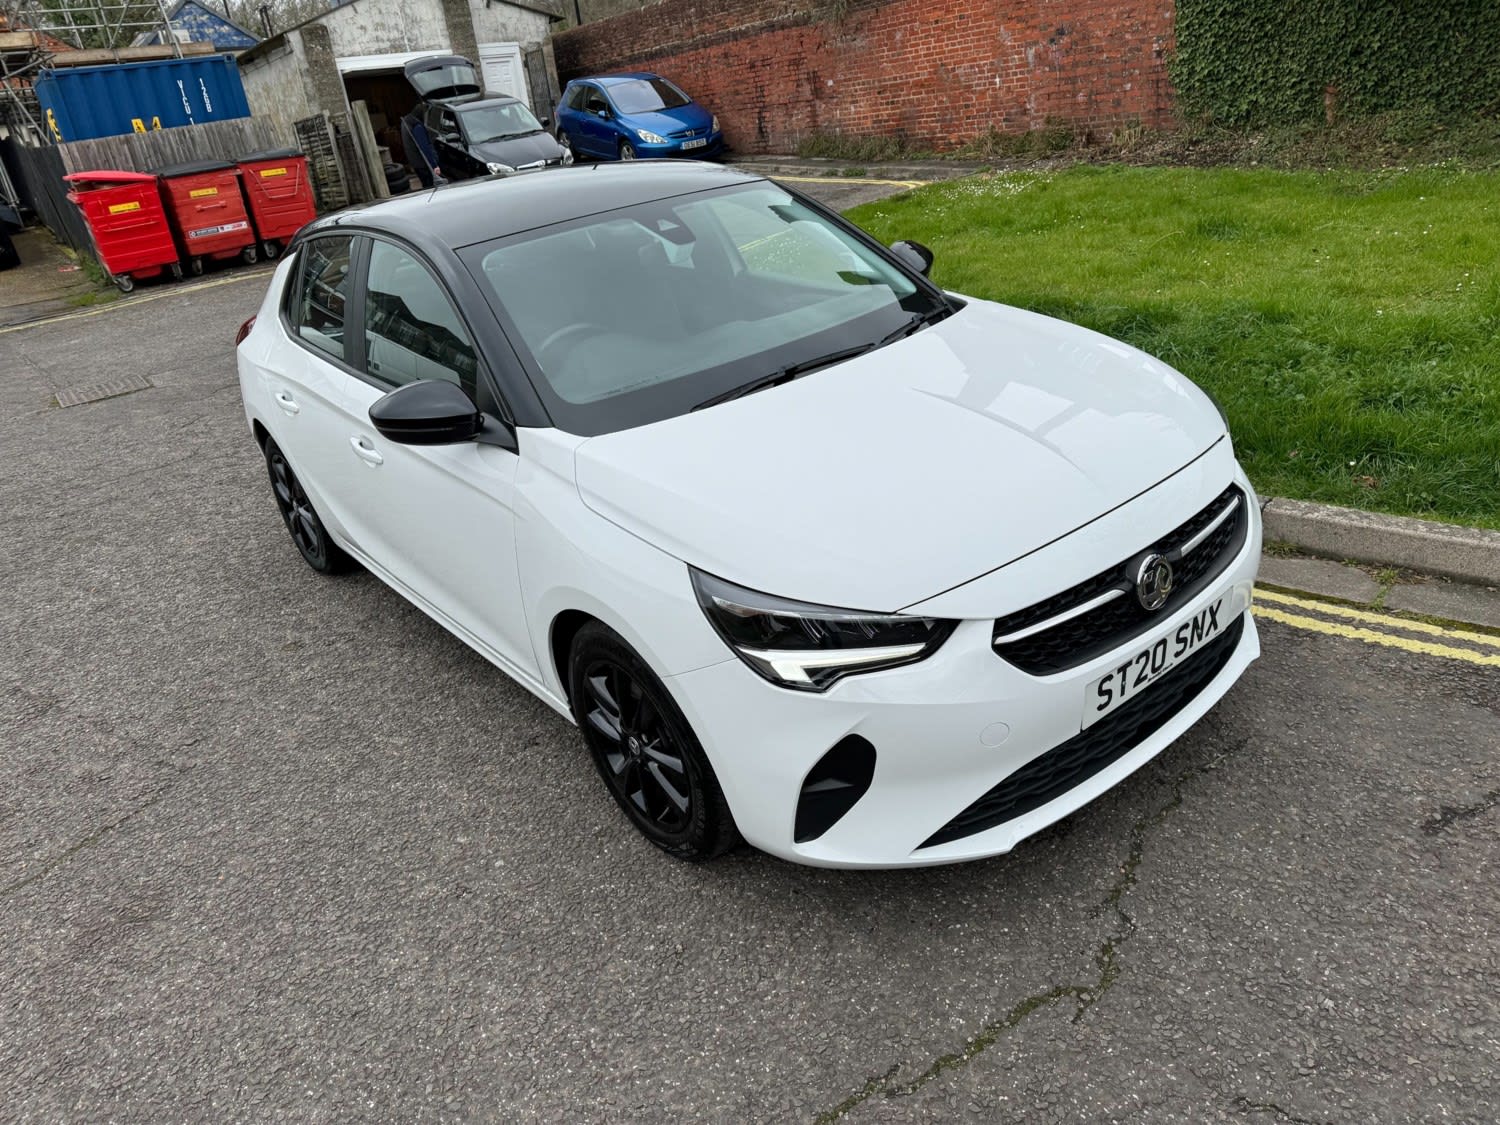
[
  {"x1": 2, "y1": 2, "x2": 179, "y2": 53},
  {"x1": 0, "y1": 1, "x2": 181, "y2": 137}
]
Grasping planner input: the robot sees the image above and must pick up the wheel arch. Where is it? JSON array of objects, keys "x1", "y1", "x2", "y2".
[{"x1": 549, "y1": 608, "x2": 599, "y2": 706}]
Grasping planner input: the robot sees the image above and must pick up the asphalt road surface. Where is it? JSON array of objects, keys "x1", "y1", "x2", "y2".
[{"x1": 3, "y1": 222, "x2": 1497, "y2": 1123}]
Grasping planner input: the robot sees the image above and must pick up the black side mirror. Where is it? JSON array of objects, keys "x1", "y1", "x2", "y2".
[
  {"x1": 369, "y1": 380, "x2": 483, "y2": 445},
  {"x1": 596, "y1": 106, "x2": 611, "y2": 120},
  {"x1": 539, "y1": 116, "x2": 552, "y2": 129},
  {"x1": 890, "y1": 239, "x2": 934, "y2": 277}
]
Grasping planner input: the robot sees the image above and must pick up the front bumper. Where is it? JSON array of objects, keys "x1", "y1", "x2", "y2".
[
  {"x1": 667, "y1": 472, "x2": 1263, "y2": 868},
  {"x1": 634, "y1": 133, "x2": 725, "y2": 159}
]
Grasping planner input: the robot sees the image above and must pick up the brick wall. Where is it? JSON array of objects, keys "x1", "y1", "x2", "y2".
[{"x1": 552, "y1": 0, "x2": 1175, "y2": 154}]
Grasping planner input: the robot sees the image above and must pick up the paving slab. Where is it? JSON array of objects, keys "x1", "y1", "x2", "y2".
[
  {"x1": 1385, "y1": 580, "x2": 1500, "y2": 631},
  {"x1": 0, "y1": 227, "x2": 101, "y2": 327},
  {"x1": 1257, "y1": 555, "x2": 1382, "y2": 604}
]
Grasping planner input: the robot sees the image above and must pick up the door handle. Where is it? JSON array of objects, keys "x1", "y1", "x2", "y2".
[
  {"x1": 273, "y1": 390, "x2": 300, "y2": 415},
  {"x1": 350, "y1": 436, "x2": 384, "y2": 466}
]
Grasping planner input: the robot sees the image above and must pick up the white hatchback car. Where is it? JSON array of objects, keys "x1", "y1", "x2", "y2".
[{"x1": 236, "y1": 163, "x2": 1260, "y2": 868}]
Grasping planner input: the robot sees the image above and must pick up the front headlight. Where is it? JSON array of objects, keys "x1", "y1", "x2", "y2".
[
  {"x1": 711, "y1": 115, "x2": 720, "y2": 133},
  {"x1": 486, "y1": 161, "x2": 515, "y2": 175},
  {"x1": 691, "y1": 569, "x2": 957, "y2": 691},
  {"x1": 635, "y1": 129, "x2": 666, "y2": 144}
]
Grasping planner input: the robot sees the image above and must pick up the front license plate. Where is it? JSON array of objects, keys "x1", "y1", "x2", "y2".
[
  {"x1": 682, "y1": 138, "x2": 707, "y2": 150},
  {"x1": 1084, "y1": 598, "x2": 1227, "y2": 728}
]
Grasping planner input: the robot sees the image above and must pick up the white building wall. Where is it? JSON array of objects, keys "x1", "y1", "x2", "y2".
[
  {"x1": 469, "y1": 1, "x2": 553, "y2": 46},
  {"x1": 240, "y1": 36, "x2": 316, "y2": 139},
  {"x1": 320, "y1": 0, "x2": 451, "y2": 56}
]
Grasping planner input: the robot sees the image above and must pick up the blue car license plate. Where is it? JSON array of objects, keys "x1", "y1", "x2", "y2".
[{"x1": 682, "y1": 138, "x2": 707, "y2": 150}]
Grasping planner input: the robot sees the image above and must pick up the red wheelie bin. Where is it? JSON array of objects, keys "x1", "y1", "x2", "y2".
[
  {"x1": 236, "y1": 148, "x2": 317, "y2": 259},
  {"x1": 154, "y1": 159, "x2": 257, "y2": 274},
  {"x1": 64, "y1": 170, "x2": 181, "y2": 292}
]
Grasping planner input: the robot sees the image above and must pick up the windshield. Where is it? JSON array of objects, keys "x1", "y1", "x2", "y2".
[
  {"x1": 607, "y1": 77, "x2": 691, "y2": 114},
  {"x1": 464, "y1": 183, "x2": 946, "y2": 435},
  {"x1": 459, "y1": 101, "x2": 544, "y2": 142}
]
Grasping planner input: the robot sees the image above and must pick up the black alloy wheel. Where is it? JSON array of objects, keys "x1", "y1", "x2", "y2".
[
  {"x1": 570, "y1": 623, "x2": 738, "y2": 860},
  {"x1": 263, "y1": 439, "x2": 350, "y2": 574}
]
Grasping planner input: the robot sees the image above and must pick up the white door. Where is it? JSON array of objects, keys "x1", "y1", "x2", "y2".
[
  {"x1": 336, "y1": 238, "x2": 537, "y2": 679},
  {"x1": 478, "y1": 43, "x2": 529, "y2": 108}
]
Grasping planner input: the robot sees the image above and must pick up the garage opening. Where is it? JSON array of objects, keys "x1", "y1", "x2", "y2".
[
  {"x1": 343, "y1": 70, "x2": 423, "y2": 182},
  {"x1": 337, "y1": 46, "x2": 531, "y2": 185}
]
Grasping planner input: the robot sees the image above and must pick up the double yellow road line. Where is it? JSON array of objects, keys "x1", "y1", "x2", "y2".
[
  {"x1": 1253, "y1": 587, "x2": 1500, "y2": 668},
  {"x1": 773, "y1": 174, "x2": 927, "y2": 190},
  {"x1": 0, "y1": 268, "x2": 273, "y2": 337}
]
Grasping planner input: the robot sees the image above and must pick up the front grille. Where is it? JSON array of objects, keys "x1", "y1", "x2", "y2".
[
  {"x1": 668, "y1": 127, "x2": 703, "y2": 139},
  {"x1": 993, "y1": 484, "x2": 1247, "y2": 676},
  {"x1": 921, "y1": 613, "x2": 1245, "y2": 849}
]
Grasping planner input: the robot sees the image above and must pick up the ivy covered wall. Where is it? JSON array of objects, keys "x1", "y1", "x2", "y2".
[{"x1": 1172, "y1": 1, "x2": 1500, "y2": 125}]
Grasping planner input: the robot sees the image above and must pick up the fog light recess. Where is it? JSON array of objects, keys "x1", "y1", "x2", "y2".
[{"x1": 793, "y1": 735, "x2": 877, "y2": 844}]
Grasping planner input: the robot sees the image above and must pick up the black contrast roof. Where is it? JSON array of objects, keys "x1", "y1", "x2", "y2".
[{"x1": 305, "y1": 161, "x2": 764, "y2": 250}]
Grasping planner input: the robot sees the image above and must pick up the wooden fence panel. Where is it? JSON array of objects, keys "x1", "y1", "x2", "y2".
[
  {"x1": 57, "y1": 117, "x2": 291, "y2": 174},
  {"x1": 5, "y1": 140, "x2": 91, "y2": 255}
]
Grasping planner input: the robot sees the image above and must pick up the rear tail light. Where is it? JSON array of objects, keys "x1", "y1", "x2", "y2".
[{"x1": 235, "y1": 315, "x2": 257, "y2": 346}]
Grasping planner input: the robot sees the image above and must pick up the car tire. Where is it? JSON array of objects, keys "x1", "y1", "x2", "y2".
[
  {"x1": 263, "y1": 438, "x2": 352, "y2": 575},
  {"x1": 569, "y1": 622, "x2": 739, "y2": 861},
  {"x1": 618, "y1": 140, "x2": 636, "y2": 161}
]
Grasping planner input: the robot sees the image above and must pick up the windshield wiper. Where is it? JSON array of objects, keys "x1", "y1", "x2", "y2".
[
  {"x1": 692, "y1": 343, "x2": 872, "y2": 411},
  {"x1": 872, "y1": 304, "x2": 952, "y2": 349},
  {"x1": 690, "y1": 306, "x2": 955, "y2": 412}
]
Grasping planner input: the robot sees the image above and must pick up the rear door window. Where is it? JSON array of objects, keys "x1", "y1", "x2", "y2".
[{"x1": 287, "y1": 235, "x2": 355, "y2": 361}]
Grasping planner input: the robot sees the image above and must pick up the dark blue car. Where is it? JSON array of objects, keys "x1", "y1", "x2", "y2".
[{"x1": 556, "y1": 73, "x2": 723, "y2": 162}]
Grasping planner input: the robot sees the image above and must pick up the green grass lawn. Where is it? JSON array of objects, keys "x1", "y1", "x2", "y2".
[{"x1": 846, "y1": 165, "x2": 1500, "y2": 530}]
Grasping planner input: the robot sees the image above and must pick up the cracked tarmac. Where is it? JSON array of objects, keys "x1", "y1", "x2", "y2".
[{"x1": 2, "y1": 238, "x2": 1498, "y2": 1121}]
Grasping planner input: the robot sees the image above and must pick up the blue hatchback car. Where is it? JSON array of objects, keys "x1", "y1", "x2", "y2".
[{"x1": 556, "y1": 73, "x2": 723, "y2": 162}]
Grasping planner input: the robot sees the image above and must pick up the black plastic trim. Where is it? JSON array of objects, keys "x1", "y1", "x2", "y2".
[
  {"x1": 794, "y1": 736, "x2": 877, "y2": 843},
  {"x1": 991, "y1": 484, "x2": 1247, "y2": 676},
  {"x1": 921, "y1": 613, "x2": 1246, "y2": 850}
]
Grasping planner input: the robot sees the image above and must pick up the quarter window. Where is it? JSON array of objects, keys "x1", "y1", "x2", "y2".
[
  {"x1": 362, "y1": 240, "x2": 479, "y2": 394},
  {"x1": 289, "y1": 235, "x2": 354, "y2": 361}
]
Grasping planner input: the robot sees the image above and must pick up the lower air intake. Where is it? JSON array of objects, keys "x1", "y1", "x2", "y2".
[{"x1": 794, "y1": 736, "x2": 877, "y2": 843}]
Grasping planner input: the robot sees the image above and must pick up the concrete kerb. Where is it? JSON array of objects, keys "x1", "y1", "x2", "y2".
[
  {"x1": 1262, "y1": 497, "x2": 1500, "y2": 587},
  {"x1": 723, "y1": 155, "x2": 983, "y2": 181}
]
